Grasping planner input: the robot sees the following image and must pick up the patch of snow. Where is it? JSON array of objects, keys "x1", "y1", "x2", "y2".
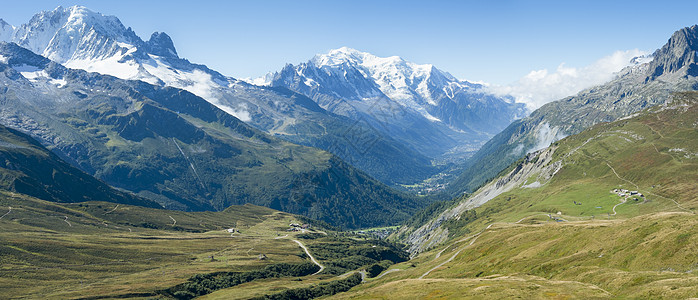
[
  {"x1": 66, "y1": 51, "x2": 253, "y2": 122},
  {"x1": 630, "y1": 55, "x2": 654, "y2": 65},
  {"x1": 12, "y1": 6, "x2": 138, "y2": 64},
  {"x1": 417, "y1": 80, "x2": 436, "y2": 105},
  {"x1": 65, "y1": 55, "x2": 141, "y2": 80},
  {"x1": 310, "y1": 47, "x2": 444, "y2": 109},
  {"x1": 243, "y1": 76, "x2": 272, "y2": 86},
  {"x1": 0, "y1": 55, "x2": 8, "y2": 64},
  {"x1": 304, "y1": 77, "x2": 319, "y2": 87},
  {"x1": 14, "y1": 64, "x2": 47, "y2": 81},
  {"x1": 115, "y1": 41, "x2": 135, "y2": 50},
  {"x1": 50, "y1": 78, "x2": 67, "y2": 88}
]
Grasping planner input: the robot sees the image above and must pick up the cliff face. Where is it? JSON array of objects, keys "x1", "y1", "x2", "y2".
[{"x1": 648, "y1": 25, "x2": 698, "y2": 79}]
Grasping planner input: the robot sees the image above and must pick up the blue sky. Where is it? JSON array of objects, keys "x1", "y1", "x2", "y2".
[{"x1": 2, "y1": 0, "x2": 698, "y2": 85}]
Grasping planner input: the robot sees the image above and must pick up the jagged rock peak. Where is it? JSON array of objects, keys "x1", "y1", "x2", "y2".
[
  {"x1": 0, "y1": 18, "x2": 14, "y2": 41},
  {"x1": 146, "y1": 32, "x2": 178, "y2": 58},
  {"x1": 648, "y1": 24, "x2": 698, "y2": 79}
]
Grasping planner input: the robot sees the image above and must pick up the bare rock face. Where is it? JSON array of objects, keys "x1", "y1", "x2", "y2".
[
  {"x1": 648, "y1": 24, "x2": 698, "y2": 79},
  {"x1": 146, "y1": 32, "x2": 178, "y2": 59}
]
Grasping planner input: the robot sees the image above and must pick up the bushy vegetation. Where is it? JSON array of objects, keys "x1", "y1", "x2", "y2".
[
  {"x1": 442, "y1": 209, "x2": 477, "y2": 238},
  {"x1": 366, "y1": 260, "x2": 393, "y2": 278},
  {"x1": 308, "y1": 236, "x2": 408, "y2": 275},
  {"x1": 161, "y1": 262, "x2": 320, "y2": 299},
  {"x1": 252, "y1": 272, "x2": 363, "y2": 300},
  {"x1": 296, "y1": 233, "x2": 326, "y2": 240},
  {"x1": 296, "y1": 215, "x2": 340, "y2": 231}
]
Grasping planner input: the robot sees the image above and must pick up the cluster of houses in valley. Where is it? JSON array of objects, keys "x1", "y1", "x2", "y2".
[
  {"x1": 287, "y1": 223, "x2": 310, "y2": 232},
  {"x1": 612, "y1": 188, "x2": 645, "y2": 200}
]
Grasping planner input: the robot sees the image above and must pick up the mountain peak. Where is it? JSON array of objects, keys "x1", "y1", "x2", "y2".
[
  {"x1": 11, "y1": 5, "x2": 143, "y2": 63},
  {"x1": 647, "y1": 24, "x2": 698, "y2": 79},
  {"x1": 0, "y1": 18, "x2": 13, "y2": 41},
  {"x1": 311, "y1": 47, "x2": 410, "y2": 67},
  {"x1": 0, "y1": 41, "x2": 53, "y2": 68},
  {"x1": 146, "y1": 31, "x2": 178, "y2": 58}
]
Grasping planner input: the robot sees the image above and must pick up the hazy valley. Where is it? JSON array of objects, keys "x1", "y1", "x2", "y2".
[{"x1": 0, "y1": 4, "x2": 696, "y2": 299}]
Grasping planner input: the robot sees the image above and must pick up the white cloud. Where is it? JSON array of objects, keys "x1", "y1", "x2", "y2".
[{"x1": 490, "y1": 49, "x2": 649, "y2": 110}]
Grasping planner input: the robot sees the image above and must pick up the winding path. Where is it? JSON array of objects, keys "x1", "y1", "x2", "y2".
[
  {"x1": 104, "y1": 204, "x2": 119, "y2": 214},
  {"x1": 293, "y1": 239, "x2": 324, "y2": 275},
  {"x1": 0, "y1": 207, "x2": 11, "y2": 220},
  {"x1": 611, "y1": 198, "x2": 626, "y2": 216},
  {"x1": 423, "y1": 215, "x2": 556, "y2": 279},
  {"x1": 376, "y1": 268, "x2": 401, "y2": 279},
  {"x1": 420, "y1": 224, "x2": 493, "y2": 279},
  {"x1": 605, "y1": 162, "x2": 690, "y2": 213},
  {"x1": 359, "y1": 270, "x2": 367, "y2": 282}
]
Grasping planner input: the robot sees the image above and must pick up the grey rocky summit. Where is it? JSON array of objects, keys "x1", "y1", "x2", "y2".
[{"x1": 448, "y1": 24, "x2": 698, "y2": 196}]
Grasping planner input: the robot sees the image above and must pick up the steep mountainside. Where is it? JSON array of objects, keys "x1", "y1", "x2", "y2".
[
  {"x1": 329, "y1": 92, "x2": 698, "y2": 299},
  {"x1": 0, "y1": 6, "x2": 435, "y2": 185},
  {"x1": 336, "y1": 213, "x2": 698, "y2": 299},
  {"x1": 0, "y1": 124, "x2": 159, "y2": 207},
  {"x1": 0, "y1": 42, "x2": 419, "y2": 229},
  {"x1": 267, "y1": 47, "x2": 526, "y2": 159},
  {"x1": 448, "y1": 25, "x2": 698, "y2": 196},
  {"x1": 403, "y1": 91, "x2": 698, "y2": 253}
]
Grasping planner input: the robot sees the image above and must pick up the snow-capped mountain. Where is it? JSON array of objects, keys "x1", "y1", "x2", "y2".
[
  {"x1": 0, "y1": 6, "x2": 442, "y2": 185},
  {"x1": 0, "y1": 6, "x2": 252, "y2": 121},
  {"x1": 265, "y1": 47, "x2": 527, "y2": 157}
]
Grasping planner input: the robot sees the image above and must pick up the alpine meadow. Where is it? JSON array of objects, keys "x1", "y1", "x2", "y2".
[{"x1": 0, "y1": 2, "x2": 696, "y2": 299}]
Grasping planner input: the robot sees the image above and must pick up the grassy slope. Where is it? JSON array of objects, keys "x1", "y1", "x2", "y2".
[
  {"x1": 332, "y1": 93, "x2": 698, "y2": 298},
  {"x1": 0, "y1": 191, "x2": 305, "y2": 299},
  {"x1": 335, "y1": 213, "x2": 697, "y2": 299},
  {"x1": 0, "y1": 190, "x2": 407, "y2": 299}
]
